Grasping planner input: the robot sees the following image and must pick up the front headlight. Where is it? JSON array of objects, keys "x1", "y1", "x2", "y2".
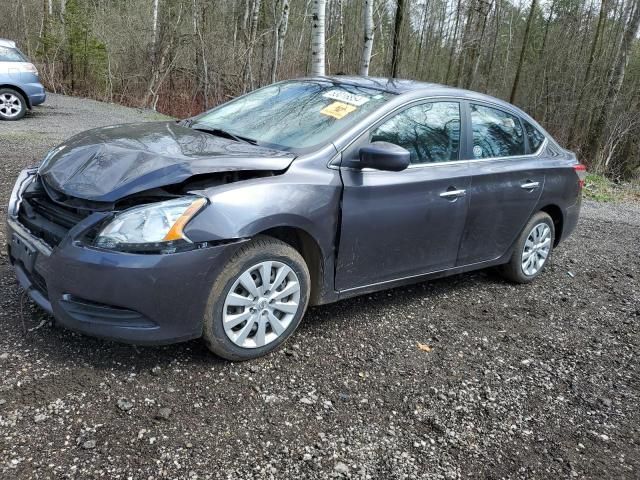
[{"x1": 95, "y1": 196, "x2": 207, "y2": 252}]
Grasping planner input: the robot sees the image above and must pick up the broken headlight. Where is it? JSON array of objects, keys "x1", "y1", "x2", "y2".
[{"x1": 95, "y1": 197, "x2": 207, "y2": 253}]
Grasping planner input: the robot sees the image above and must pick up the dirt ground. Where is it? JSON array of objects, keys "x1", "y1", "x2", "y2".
[{"x1": 0, "y1": 95, "x2": 639, "y2": 479}]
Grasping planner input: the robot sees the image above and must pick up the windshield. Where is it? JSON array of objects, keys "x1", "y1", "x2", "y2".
[
  {"x1": 194, "y1": 80, "x2": 394, "y2": 150},
  {"x1": 0, "y1": 46, "x2": 26, "y2": 62}
]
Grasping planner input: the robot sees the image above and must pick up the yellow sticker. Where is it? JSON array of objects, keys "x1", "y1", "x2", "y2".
[{"x1": 320, "y1": 101, "x2": 357, "y2": 119}]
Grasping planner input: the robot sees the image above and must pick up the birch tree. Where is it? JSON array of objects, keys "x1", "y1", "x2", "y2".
[
  {"x1": 311, "y1": 0, "x2": 327, "y2": 76},
  {"x1": 360, "y1": 0, "x2": 375, "y2": 76},
  {"x1": 272, "y1": 0, "x2": 290, "y2": 82}
]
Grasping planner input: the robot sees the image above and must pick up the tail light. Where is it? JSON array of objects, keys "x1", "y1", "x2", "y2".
[{"x1": 573, "y1": 164, "x2": 587, "y2": 189}]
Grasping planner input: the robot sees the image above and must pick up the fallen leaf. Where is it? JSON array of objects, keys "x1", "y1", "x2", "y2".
[{"x1": 417, "y1": 343, "x2": 432, "y2": 352}]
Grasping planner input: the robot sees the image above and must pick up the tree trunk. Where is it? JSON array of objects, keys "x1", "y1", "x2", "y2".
[
  {"x1": 271, "y1": 0, "x2": 290, "y2": 83},
  {"x1": 587, "y1": 0, "x2": 640, "y2": 166},
  {"x1": 509, "y1": 0, "x2": 537, "y2": 103},
  {"x1": 390, "y1": 0, "x2": 405, "y2": 77},
  {"x1": 310, "y1": 0, "x2": 327, "y2": 76},
  {"x1": 152, "y1": 0, "x2": 159, "y2": 54},
  {"x1": 242, "y1": 0, "x2": 262, "y2": 91},
  {"x1": 445, "y1": 0, "x2": 463, "y2": 84},
  {"x1": 568, "y1": 0, "x2": 608, "y2": 146},
  {"x1": 359, "y1": 0, "x2": 375, "y2": 76},
  {"x1": 337, "y1": 0, "x2": 345, "y2": 72}
]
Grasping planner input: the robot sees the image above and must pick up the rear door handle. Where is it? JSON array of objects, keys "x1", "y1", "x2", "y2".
[
  {"x1": 520, "y1": 181, "x2": 540, "y2": 190},
  {"x1": 439, "y1": 189, "x2": 466, "y2": 199}
]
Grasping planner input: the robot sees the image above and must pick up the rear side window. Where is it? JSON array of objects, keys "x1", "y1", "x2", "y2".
[
  {"x1": 371, "y1": 102, "x2": 461, "y2": 164},
  {"x1": 0, "y1": 46, "x2": 26, "y2": 62},
  {"x1": 470, "y1": 104, "x2": 525, "y2": 159},
  {"x1": 523, "y1": 120, "x2": 546, "y2": 152}
]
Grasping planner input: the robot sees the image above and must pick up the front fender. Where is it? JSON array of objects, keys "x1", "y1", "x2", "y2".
[{"x1": 184, "y1": 170, "x2": 342, "y2": 261}]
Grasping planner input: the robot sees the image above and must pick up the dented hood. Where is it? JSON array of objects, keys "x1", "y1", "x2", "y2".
[{"x1": 38, "y1": 121, "x2": 295, "y2": 202}]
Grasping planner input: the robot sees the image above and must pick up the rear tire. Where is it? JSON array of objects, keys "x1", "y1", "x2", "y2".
[
  {"x1": 500, "y1": 211, "x2": 555, "y2": 284},
  {"x1": 203, "y1": 235, "x2": 310, "y2": 361},
  {"x1": 0, "y1": 88, "x2": 27, "y2": 120}
]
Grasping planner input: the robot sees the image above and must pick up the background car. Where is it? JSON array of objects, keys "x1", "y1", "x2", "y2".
[
  {"x1": 0, "y1": 38, "x2": 46, "y2": 120},
  {"x1": 7, "y1": 77, "x2": 584, "y2": 360}
]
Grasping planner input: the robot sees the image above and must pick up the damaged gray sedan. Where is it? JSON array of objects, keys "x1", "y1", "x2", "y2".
[{"x1": 6, "y1": 77, "x2": 584, "y2": 360}]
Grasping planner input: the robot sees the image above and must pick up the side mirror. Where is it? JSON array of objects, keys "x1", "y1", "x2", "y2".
[{"x1": 358, "y1": 142, "x2": 410, "y2": 172}]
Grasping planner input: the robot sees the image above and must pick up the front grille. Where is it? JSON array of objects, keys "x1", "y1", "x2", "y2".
[{"x1": 17, "y1": 179, "x2": 92, "y2": 247}]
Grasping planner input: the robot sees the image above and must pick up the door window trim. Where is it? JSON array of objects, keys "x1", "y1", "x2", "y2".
[
  {"x1": 330, "y1": 96, "x2": 547, "y2": 171},
  {"x1": 464, "y1": 100, "x2": 547, "y2": 161}
]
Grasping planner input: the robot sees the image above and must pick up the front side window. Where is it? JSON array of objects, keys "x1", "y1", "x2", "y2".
[
  {"x1": 0, "y1": 46, "x2": 26, "y2": 62},
  {"x1": 523, "y1": 120, "x2": 546, "y2": 152},
  {"x1": 370, "y1": 102, "x2": 461, "y2": 164},
  {"x1": 470, "y1": 104, "x2": 524, "y2": 159},
  {"x1": 194, "y1": 80, "x2": 393, "y2": 150}
]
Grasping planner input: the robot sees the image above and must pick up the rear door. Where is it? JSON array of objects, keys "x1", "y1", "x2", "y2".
[
  {"x1": 335, "y1": 100, "x2": 471, "y2": 291},
  {"x1": 456, "y1": 103, "x2": 545, "y2": 266}
]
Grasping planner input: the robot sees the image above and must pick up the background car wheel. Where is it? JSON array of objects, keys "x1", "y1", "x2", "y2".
[
  {"x1": 0, "y1": 88, "x2": 27, "y2": 120},
  {"x1": 203, "y1": 235, "x2": 310, "y2": 361},
  {"x1": 500, "y1": 211, "x2": 555, "y2": 284}
]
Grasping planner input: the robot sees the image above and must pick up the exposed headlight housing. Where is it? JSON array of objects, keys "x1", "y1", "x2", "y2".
[{"x1": 95, "y1": 197, "x2": 207, "y2": 253}]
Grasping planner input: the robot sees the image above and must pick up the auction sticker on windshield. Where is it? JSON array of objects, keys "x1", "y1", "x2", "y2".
[
  {"x1": 320, "y1": 101, "x2": 357, "y2": 119},
  {"x1": 322, "y1": 90, "x2": 370, "y2": 106}
]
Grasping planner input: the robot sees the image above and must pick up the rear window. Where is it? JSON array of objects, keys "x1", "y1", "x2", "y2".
[
  {"x1": 470, "y1": 104, "x2": 525, "y2": 158},
  {"x1": 0, "y1": 46, "x2": 26, "y2": 62},
  {"x1": 523, "y1": 120, "x2": 546, "y2": 152}
]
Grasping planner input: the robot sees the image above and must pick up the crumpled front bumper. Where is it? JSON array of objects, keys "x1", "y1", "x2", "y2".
[{"x1": 6, "y1": 170, "x2": 241, "y2": 345}]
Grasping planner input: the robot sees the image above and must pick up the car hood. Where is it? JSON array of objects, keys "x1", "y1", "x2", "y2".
[{"x1": 38, "y1": 121, "x2": 295, "y2": 202}]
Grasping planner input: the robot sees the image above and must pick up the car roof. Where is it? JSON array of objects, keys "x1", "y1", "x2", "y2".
[
  {"x1": 0, "y1": 39, "x2": 17, "y2": 48},
  {"x1": 303, "y1": 75, "x2": 528, "y2": 117}
]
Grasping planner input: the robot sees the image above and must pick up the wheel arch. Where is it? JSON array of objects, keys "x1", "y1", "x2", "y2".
[
  {"x1": 0, "y1": 84, "x2": 31, "y2": 108},
  {"x1": 257, "y1": 226, "x2": 327, "y2": 306},
  {"x1": 539, "y1": 204, "x2": 563, "y2": 246}
]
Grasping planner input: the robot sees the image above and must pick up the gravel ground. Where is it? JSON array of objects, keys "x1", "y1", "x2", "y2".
[{"x1": 0, "y1": 95, "x2": 639, "y2": 479}]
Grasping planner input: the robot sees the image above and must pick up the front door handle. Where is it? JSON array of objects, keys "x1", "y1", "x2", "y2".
[
  {"x1": 520, "y1": 181, "x2": 540, "y2": 190},
  {"x1": 439, "y1": 189, "x2": 466, "y2": 199}
]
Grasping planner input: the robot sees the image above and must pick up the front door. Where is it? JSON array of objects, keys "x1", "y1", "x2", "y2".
[{"x1": 335, "y1": 101, "x2": 470, "y2": 291}]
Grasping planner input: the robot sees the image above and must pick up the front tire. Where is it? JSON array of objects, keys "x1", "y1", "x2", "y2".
[
  {"x1": 500, "y1": 211, "x2": 555, "y2": 283},
  {"x1": 0, "y1": 88, "x2": 27, "y2": 120},
  {"x1": 203, "y1": 236, "x2": 310, "y2": 361}
]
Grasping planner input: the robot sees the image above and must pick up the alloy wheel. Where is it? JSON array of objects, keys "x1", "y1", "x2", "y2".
[
  {"x1": 0, "y1": 93, "x2": 22, "y2": 119},
  {"x1": 222, "y1": 260, "x2": 301, "y2": 349},
  {"x1": 521, "y1": 222, "x2": 551, "y2": 276}
]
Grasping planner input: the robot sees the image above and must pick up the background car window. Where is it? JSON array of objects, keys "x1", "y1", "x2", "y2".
[
  {"x1": 523, "y1": 120, "x2": 546, "y2": 152},
  {"x1": 470, "y1": 104, "x2": 525, "y2": 158},
  {"x1": 370, "y1": 102, "x2": 460, "y2": 164},
  {"x1": 0, "y1": 47, "x2": 26, "y2": 62}
]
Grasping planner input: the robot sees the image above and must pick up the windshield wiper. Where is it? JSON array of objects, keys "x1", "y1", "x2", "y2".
[
  {"x1": 192, "y1": 125, "x2": 258, "y2": 145},
  {"x1": 178, "y1": 117, "x2": 195, "y2": 128}
]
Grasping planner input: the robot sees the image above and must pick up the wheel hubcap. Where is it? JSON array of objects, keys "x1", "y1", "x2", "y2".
[
  {"x1": 223, "y1": 260, "x2": 301, "y2": 349},
  {"x1": 521, "y1": 222, "x2": 551, "y2": 276},
  {"x1": 0, "y1": 93, "x2": 22, "y2": 118}
]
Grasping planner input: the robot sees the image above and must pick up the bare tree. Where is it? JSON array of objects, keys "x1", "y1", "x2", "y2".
[
  {"x1": 568, "y1": 0, "x2": 609, "y2": 146},
  {"x1": 510, "y1": 0, "x2": 537, "y2": 103},
  {"x1": 360, "y1": 0, "x2": 375, "y2": 76},
  {"x1": 390, "y1": 0, "x2": 406, "y2": 77},
  {"x1": 587, "y1": 0, "x2": 640, "y2": 166},
  {"x1": 272, "y1": 0, "x2": 290, "y2": 82},
  {"x1": 311, "y1": 0, "x2": 326, "y2": 76}
]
